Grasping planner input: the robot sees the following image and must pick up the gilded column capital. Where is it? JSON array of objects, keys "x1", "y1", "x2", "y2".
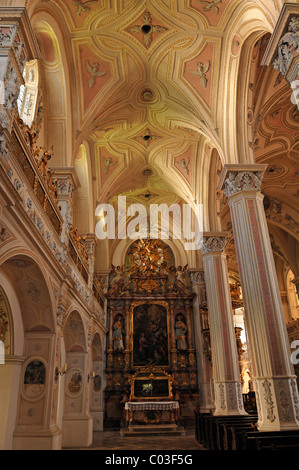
[
  {"x1": 218, "y1": 164, "x2": 267, "y2": 198},
  {"x1": 201, "y1": 232, "x2": 228, "y2": 255}
]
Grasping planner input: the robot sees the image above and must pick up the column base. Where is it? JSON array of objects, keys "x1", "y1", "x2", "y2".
[
  {"x1": 213, "y1": 381, "x2": 248, "y2": 416},
  {"x1": 12, "y1": 426, "x2": 62, "y2": 450},
  {"x1": 198, "y1": 382, "x2": 215, "y2": 413},
  {"x1": 91, "y1": 411, "x2": 104, "y2": 431},
  {"x1": 255, "y1": 377, "x2": 299, "y2": 432},
  {"x1": 62, "y1": 415, "x2": 93, "y2": 448}
]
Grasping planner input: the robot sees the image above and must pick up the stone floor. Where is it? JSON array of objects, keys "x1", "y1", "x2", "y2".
[{"x1": 65, "y1": 428, "x2": 204, "y2": 450}]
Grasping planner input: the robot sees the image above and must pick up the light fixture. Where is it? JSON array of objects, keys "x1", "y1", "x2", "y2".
[
  {"x1": 88, "y1": 371, "x2": 96, "y2": 382},
  {"x1": 55, "y1": 363, "x2": 67, "y2": 382}
]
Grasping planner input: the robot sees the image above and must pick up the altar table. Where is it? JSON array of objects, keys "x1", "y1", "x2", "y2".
[{"x1": 124, "y1": 401, "x2": 179, "y2": 426}]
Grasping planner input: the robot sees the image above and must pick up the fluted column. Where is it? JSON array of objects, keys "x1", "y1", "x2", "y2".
[
  {"x1": 201, "y1": 234, "x2": 247, "y2": 416},
  {"x1": 219, "y1": 164, "x2": 299, "y2": 431},
  {"x1": 190, "y1": 270, "x2": 214, "y2": 413}
]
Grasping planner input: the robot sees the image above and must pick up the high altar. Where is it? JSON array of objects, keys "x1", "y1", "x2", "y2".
[{"x1": 100, "y1": 239, "x2": 198, "y2": 431}]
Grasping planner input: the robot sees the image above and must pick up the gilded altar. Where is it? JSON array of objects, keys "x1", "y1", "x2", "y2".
[
  {"x1": 122, "y1": 367, "x2": 180, "y2": 430},
  {"x1": 101, "y1": 239, "x2": 198, "y2": 429}
]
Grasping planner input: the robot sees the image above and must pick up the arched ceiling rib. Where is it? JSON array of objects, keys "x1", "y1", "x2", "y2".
[{"x1": 30, "y1": 0, "x2": 280, "y2": 231}]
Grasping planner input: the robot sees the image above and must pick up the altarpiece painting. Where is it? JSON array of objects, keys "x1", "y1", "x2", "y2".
[{"x1": 132, "y1": 302, "x2": 169, "y2": 367}]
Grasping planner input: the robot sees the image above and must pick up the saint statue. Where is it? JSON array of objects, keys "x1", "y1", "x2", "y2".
[
  {"x1": 112, "y1": 318, "x2": 124, "y2": 351},
  {"x1": 175, "y1": 315, "x2": 188, "y2": 351}
]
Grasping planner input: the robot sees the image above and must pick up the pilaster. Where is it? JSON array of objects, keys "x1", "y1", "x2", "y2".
[
  {"x1": 201, "y1": 233, "x2": 247, "y2": 416},
  {"x1": 190, "y1": 270, "x2": 214, "y2": 413}
]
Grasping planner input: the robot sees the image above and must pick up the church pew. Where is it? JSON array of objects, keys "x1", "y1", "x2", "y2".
[
  {"x1": 204, "y1": 414, "x2": 258, "y2": 450},
  {"x1": 217, "y1": 418, "x2": 258, "y2": 450},
  {"x1": 225, "y1": 424, "x2": 258, "y2": 450},
  {"x1": 239, "y1": 430, "x2": 299, "y2": 451},
  {"x1": 194, "y1": 411, "x2": 211, "y2": 448}
]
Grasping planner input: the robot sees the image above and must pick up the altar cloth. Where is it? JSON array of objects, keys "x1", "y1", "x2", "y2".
[{"x1": 125, "y1": 401, "x2": 179, "y2": 411}]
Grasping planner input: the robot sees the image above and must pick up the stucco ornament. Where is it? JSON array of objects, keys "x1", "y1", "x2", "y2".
[{"x1": 273, "y1": 16, "x2": 299, "y2": 75}]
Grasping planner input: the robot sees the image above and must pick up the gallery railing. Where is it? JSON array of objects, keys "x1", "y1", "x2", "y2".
[{"x1": 0, "y1": 118, "x2": 105, "y2": 324}]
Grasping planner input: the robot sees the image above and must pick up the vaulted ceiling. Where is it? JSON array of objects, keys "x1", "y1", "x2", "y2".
[
  {"x1": 30, "y1": 0, "x2": 250, "y2": 214},
  {"x1": 25, "y1": 0, "x2": 298, "y2": 270}
]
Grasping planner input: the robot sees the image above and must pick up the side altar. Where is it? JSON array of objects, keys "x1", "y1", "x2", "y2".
[
  {"x1": 97, "y1": 239, "x2": 198, "y2": 430},
  {"x1": 120, "y1": 367, "x2": 185, "y2": 436}
]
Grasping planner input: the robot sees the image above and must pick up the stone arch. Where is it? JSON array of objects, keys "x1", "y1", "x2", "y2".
[
  {"x1": 73, "y1": 142, "x2": 94, "y2": 235},
  {"x1": 218, "y1": 4, "x2": 274, "y2": 164},
  {"x1": 31, "y1": 14, "x2": 73, "y2": 166},
  {"x1": 89, "y1": 332, "x2": 104, "y2": 431},
  {"x1": 61, "y1": 309, "x2": 92, "y2": 448},
  {"x1": 0, "y1": 253, "x2": 58, "y2": 449}
]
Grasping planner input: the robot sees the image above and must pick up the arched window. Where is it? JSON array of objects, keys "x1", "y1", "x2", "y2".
[{"x1": 17, "y1": 59, "x2": 39, "y2": 127}]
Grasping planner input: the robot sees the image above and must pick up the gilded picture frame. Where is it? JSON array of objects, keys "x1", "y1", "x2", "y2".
[{"x1": 128, "y1": 367, "x2": 174, "y2": 401}]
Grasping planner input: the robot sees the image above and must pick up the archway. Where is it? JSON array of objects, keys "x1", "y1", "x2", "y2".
[
  {"x1": 0, "y1": 253, "x2": 58, "y2": 450},
  {"x1": 61, "y1": 310, "x2": 92, "y2": 448}
]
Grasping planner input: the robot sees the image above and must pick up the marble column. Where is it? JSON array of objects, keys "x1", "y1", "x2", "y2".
[
  {"x1": 219, "y1": 164, "x2": 299, "y2": 431},
  {"x1": 190, "y1": 270, "x2": 214, "y2": 413},
  {"x1": 201, "y1": 234, "x2": 247, "y2": 416}
]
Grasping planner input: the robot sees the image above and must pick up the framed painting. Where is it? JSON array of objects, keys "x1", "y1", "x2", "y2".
[
  {"x1": 131, "y1": 301, "x2": 170, "y2": 367},
  {"x1": 128, "y1": 367, "x2": 174, "y2": 400}
]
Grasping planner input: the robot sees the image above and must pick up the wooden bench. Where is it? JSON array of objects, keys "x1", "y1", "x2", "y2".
[
  {"x1": 227, "y1": 423, "x2": 258, "y2": 450},
  {"x1": 240, "y1": 430, "x2": 299, "y2": 451},
  {"x1": 202, "y1": 414, "x2": 258, "y2": 450},
  {"x1": 216, "y1": 417, "x2": 257, "y2": 450},
  {"x1": 194, "y1": 411, "x2": 210, "y2": 448}
]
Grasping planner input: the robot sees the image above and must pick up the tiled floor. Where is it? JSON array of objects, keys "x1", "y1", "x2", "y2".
[{"x1": 65, "y1": 428, "x2": 204, "y2": 450}]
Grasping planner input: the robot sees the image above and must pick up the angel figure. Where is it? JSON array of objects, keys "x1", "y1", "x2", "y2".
[
  {"x1": 39, "y1": 149, "x2": 53, "y2": 176},
  {"x1": 198, "y1": 0, "x2": 222, "y2": 15},
  {"x1": 85, "y1": 60, "x2": 107, "y2": 88},
  {"x1": 110, "y1": 264, "x2": 125, "y2": 287},
  {"x1": 103, "y1": 156, "x2": 116, "y2": 174},
  {"x1": 175, "y1": 265, "x2": 188, "y2": 288},
  {"x1": 72, "y1": 0, "x2": 98, "y2": 16},
  {"x1": 189, "y1": 60, "x2": 210, "y2": 87},
  {"x1": 177, "y1": 158, "x2": 190, "y2": 175}
]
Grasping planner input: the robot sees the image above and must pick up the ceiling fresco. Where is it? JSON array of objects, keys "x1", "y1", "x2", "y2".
[{"x1": 28, "y1": 0, "x2": 298, "y2": 272}]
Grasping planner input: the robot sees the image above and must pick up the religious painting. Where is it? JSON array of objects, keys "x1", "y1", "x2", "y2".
[
  {"x1": 94, "y1": 374, "x2": 102, "y2": 392},
  {"x1": 68, "y1": 371, "x2": 82, "y2": 395},
  {"x1": 134, "y1": 379, "x2": 170, "y2": 399},
  {"x1": 128, "y1": 367, "x2": 174, "y2": 400},
  {"x1": 132, "y1": 302, "x2": 169, "y2": 367},
  {"x1": 24, "y1": 360, "x2": 46, "y2": 384}
]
